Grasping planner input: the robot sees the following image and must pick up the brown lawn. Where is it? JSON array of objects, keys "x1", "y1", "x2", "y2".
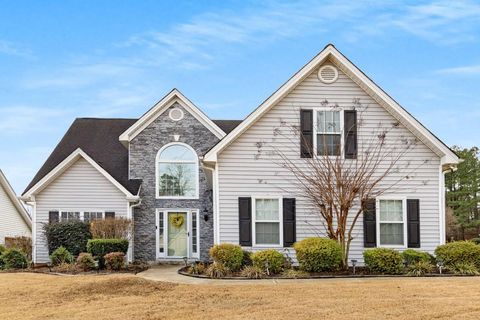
[{"x1": 1, "y1": 273, "x2": 480, "y2": 319}]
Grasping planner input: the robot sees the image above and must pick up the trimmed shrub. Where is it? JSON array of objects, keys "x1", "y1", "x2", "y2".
[
  {"x1": 240, "y1": 265, "x2": 266, "y2": 279},
  {"x1": 471, "y1": 238, "x2": 480, "y2": 245},
  {"x1": 76, "y1": 253, "x2": 95, "y2": 271},
  {"x1": 104, "y1": 252, "x2": 125, "y2": 271},
  {"x1": 43, "y1": 221, "x2": 91, "y2": 256},
  {"x1": 50, "y1": 246, "x2": 74, "y2": 266},
  {"x1": 450, "y1": 262, "x2": 479, "y2": 275},
  {"x1": 187, "y1": 262, "x2": 206, "y2": 275},
  {"x1": 294, "y1": 237, "x2": 342, "y2": 272},
  {"x1": 209, "y1": 243, "x2": 243, "y2": 272},
  {"x1": 242, "y1": 250, "x2": 253, "y2": 267},
  {"x1": 5, "y1": 236, "x2": 32, "y2": 260},
  {"x1": 87, "y1": 239, "x2": 129, "y2": 268},
  {"x1": 205, "y1": 262, "x2": 229, "y2": 278},
  {"x1": 435, "y1": 241, "x2": 480, "y2": 269},
  {"x1": 407, "y1": 261, "x2": 434, "y2": 276},
  {"x1": 2, "y1": 249, "x2": 28, "y2": 269},
  {"x1": 363, "y1": 248, "x2": 404, "y2": 274},
  {"x1": 89, "y1": 218, "x2": 132, "y2": 239},
  {"x1": 402, "y1": 249, "x2": 432, "y2": 266},
  {"x1": 251, "y1": 249, "x2": 285, "y2": 275},
  {"x1": 0, "y1": 244, "x2": 7, "y2": 255}
]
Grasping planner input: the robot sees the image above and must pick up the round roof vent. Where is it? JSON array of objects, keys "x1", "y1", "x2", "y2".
[
  {"x1": 318, "y1": 65, "x2": 338, "y2": 84},
  {"x1": 169, "y1": 107, "x2": 184, "y2": 121}
]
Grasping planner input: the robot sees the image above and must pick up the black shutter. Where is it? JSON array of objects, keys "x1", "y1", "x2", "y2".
[
  {"x1": 105, "y1": 211, "x2": 115, "y2": 219},
  {"x1": 344, "y1": 110, "x2": 357, "y2": 159},
  {"x1": 283, "y1": 198, "x2": 296, "y2": 247},
  {"x1": 300, "y1": 109, "x2": 313, "y2": 158},
  {"x1": 48, "y1": 211, "x2": 59, "y2": 224},
  {"x1": 238, "y1": 197, "x2": 252, "y2": 246},
  {"x1": 363, "y1": 199, "x2": 376, "y2": 247},
  {"x1": 407, "y1": 199, "x2": 421, "y2": 248}
]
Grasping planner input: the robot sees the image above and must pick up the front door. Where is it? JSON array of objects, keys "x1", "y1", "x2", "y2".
[{"x1": 167, "y1": 212, "x2": 188, "y2": 257}]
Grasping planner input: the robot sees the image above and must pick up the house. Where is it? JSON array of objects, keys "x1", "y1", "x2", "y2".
[
  {"x1": 21, "y1": 44, "x2": 459, "y2": 264},
  {"x1": 0, "y1": 170, "x2": 31, "y2": 244}
]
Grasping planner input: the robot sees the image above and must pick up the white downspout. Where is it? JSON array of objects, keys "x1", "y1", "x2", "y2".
[{"x1": 128, "y1": 198, "x2": 142, "y2": 263}]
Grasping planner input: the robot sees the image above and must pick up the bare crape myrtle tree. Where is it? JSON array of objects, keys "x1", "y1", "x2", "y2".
[{"x1": 254, "y1": 98, "x2": 433, "y2": 268}]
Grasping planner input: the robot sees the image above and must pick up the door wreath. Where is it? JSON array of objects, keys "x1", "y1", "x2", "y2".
[{"x1": 170, "y1": 214, "x2": 185, "y2": 228}]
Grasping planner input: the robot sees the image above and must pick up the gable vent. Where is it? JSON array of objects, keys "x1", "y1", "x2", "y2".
[
  {"x1": 169, "y1": 108, "x2": 184, "y2": 121},
  {"x1": 318, "y1": 65, "x2": 338, "y2": 84}
]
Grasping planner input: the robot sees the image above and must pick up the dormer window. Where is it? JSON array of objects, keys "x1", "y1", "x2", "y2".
[{"x1": 156, "y1": 143, "x2": 199, "y2": 199}]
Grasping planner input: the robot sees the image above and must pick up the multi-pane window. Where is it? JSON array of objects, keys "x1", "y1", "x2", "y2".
[
  {"x1": 157, "y1": 144, "x2": 198, "y2": 198},
  {"x1": 254, "y1": 198, "x2": 280, "y2": 245},
  {"x1": 316, "y1": 110, "x2": 341, "y2": 156},
  {"x1": 60, "y1": 211, "x2": 80, "y2": 222},
  {"x1": 378, "y1": 200, "x2": 405, "y2": 246},
  {"x1": 158, "y1": 211, "x2": 164, "y2": 254},
  {"x1": 192, "y1": 211, "x2": 198, "y2": 254},
  {"x1": 84, "y1": 211, "x2": 103, "y2": 223}
]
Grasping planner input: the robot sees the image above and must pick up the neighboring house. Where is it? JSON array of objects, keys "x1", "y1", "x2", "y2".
[
  {"x1": 0, "y1": 170, "x2": 31, "y2": 244},
  {"x1": 22, "y1": 44, "x2": 459, "y2": 264}
]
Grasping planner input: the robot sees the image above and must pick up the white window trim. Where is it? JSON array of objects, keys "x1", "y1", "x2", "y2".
[
  {"x1": 252, "y1": 196, "x2": 283, "y2": 247},
  {"x1": 59, "y1": 210, "x2": 105, "y2": 222},
  {"x1": 155, "y1": 142, "x2": 200, "y2": 200},
  {"x1": 155, "y1": 208, "x2": 200, "y2": 260},
  {"x1": 376, "y1": 197, "x2": 408, "y2": 249},
  {"x1": 312, "y1": 108, "x2": 344, "y2": 158}
]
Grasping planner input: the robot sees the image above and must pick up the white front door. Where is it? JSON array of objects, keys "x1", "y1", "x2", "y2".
[{"x1": 156, "y1": 209, "x2": 199, "y2": 260}]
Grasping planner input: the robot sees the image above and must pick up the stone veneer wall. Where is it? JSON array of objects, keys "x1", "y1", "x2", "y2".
[{"x1": 129, "y1": 102, "x2": 219, "y2": 261}]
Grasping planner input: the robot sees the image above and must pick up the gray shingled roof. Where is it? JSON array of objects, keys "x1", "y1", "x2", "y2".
[{"x1": 23, "y1": 117, "x2": 242, "y2": 195}]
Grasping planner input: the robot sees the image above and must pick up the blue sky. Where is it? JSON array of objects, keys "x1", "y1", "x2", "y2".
[{"x1": 1, "y1": 0, "x2": 480, "y2": 193}]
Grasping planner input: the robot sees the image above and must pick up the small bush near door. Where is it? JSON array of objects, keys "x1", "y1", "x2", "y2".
[
  {"x1": 209, "y1": 243, "x2": 243, "y2": 271},
  {"x1": 434, "y1": 241, "x2": 480, "y2": 269},
  {"x1": 251, "y1": 249, "x2": 285, "y2": 275},
  {"x1": 50, "y1": 246, "x2": 74, "y2": 266},
  {"x1": 363, "y1": 248, "x2": 404, "y2": 274},
  {"x1": 294, "y1": 237, "x2": 342, "y2": 272},
  {"x1": 76, "y1": 253, "x2": 96, "y2": 271},
  {"x1": 43, "y1": 221, "x2": 91, "y2": 256},
  {"x1": 87, "y1": 239, "x2": 129, "y2": 268},
  {"x1": 1, "y1": 248, "x2": 28, "y2": 269},
  {"x1": 104, "y1": 252, "x2": 125, "y2": 271}
]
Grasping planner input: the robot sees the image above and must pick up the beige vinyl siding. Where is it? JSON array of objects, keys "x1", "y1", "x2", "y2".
[
  {"x1": 34, "y1": 158, "x2": 129, "y2": 263},
  {"x1": 0, "y1": 185, "x2": 31, "y2": 243},
  {"x1": 217, "y1": 62, "x2": 441, "y2": 263}
]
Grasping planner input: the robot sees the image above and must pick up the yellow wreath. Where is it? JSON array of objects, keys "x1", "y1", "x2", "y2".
[{"x1": 170, "y1": 214, "x2": 185, "y2": 228}]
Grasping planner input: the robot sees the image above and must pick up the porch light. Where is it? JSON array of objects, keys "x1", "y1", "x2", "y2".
[
  {"x1": 351, "y1": 259, "x2": 357, "y2": 275},
  {"x1": 203, "y1": 208, "x2": 209, "y2": 222}
]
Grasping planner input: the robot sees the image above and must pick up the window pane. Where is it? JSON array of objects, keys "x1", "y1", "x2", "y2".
[
  {"x1": 379, "y1": 200, "x2": 403, "y2": 221},
  {"x1": 84, "y1": 212, "x2": 102, "y2": 223},
  {"x1": 255, "y1": 222, "x2": 280, "y2": 245},
  {"x1": 159, "y1": 145, "x2": 196, "y2": 161},
  {"x1": 158, "y1": 163, "x2": 196, "y2": 197},
  {"x1": 380, "y1": 223, "x2": 404, "y2": 245},
  {"x1": 317, "y1": 111, "x2": 325, "y2": 132},
  {"x1": 159, "y1": 212, "x2": 164, "y2": 253},
  {"x1": 317, "y1": 134, "x2": 341, "y2": 156},
  {"x1": 61, "y1": 211, "x2": 80, "y2": 222},
  {"x1": 255, "y1": 199, "x2": 279, "y2": 220},
  {"x1": 192, "y1": 212, "x2": 197, "y2": 254},
  {"x1": 317, "y1": 111, "x2": 340, "y2": 133}
]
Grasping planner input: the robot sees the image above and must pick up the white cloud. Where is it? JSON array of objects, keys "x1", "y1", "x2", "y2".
[
  {"x1": 436, "y1": 65, "x2": 480, "y2": 75},
  {"x1": 0, "y1": 40, "x2": 34, "y2": 59},
  {"x1": 0, "y1": 106, "x2": 72, "y2": 134}
]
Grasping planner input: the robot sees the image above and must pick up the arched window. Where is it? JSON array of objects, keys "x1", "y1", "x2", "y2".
[{"x1": 156, "y1": 143, "x2": 198, "y2": 198}]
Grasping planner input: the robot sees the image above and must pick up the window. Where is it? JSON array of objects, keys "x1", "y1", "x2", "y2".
[
  {"x1": 316, "y1": 110, "x2": 341, "y2": 156},
  {"x1": 84, "y1": 211, "x2": 103, "y2": 223},
  {"x1": 158, "y1": 211, "x2": 164, "y2": 254},
  {"x1": 192, "y1": 211, "x2": 198, "y2": 254},
  {"x1": 60, "y1": 211, "x2": 80, "y2": 222},
  {"x1": 378, "y1": 199, "x2": 406, "y2": 246},
  {"x1": 157, "y1": 143, "x2": 198, "y2": 198},
  {"x1": 254, "y1": 198, "x2": 281, "y2": 245}
]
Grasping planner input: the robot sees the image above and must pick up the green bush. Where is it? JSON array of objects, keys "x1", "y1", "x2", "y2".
[
  {"x1": 0, "y1": 244, "x2": 6, "y2": 255},
  {"x1": 104, "y1": 252, "x2": 125, "y2": 271},
  {"x1": 209, "y1": 243, "x2": 243, "y2": 271},
  {"x1": 242, "y1": 250, "x2": 253, "y2": 267},
  {"x1": 450, "y1": 262, "x2": 479, "y2": 275},
  {"x1": 435, "y1": 241, "x2": 480, "y2": 269},
  {"x1": 470, "y1": 238, "x2": 480, "y2": 245},
  {"x1": 294, "y1": 237, "x2": 342, "y2": 272},
  {"x1": 50, "y1": 246, "x2": 74, "y2": 266},
  {"x1": 87, "y1": 239, "x2": 129, "y2": 268},
  {"x1": 363, "y1": 248, "x2": 404, "y2": 274},
  {"x1": 402, "y1": 249, "x2": 433, "y2": 266},
  {"x1": 2, "y1": 249, "x2": 28, "y2": 269},
  {"x1": 76, "y1": 253, "x2": 95, "y2": 271},
  {"x1": 43, "y1": 221, "x2": 91, "y2": 256},
  {"x1": 251, "y1": 249, "x2": 285, "y2": 275},
  {"x1": 407, "y1": 261, "x2": 434, "y2": 276}
]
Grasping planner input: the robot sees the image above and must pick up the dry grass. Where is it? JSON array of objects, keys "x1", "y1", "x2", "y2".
[{"x1": 1, "y1": 273, "x2": 480, "y2": 319}]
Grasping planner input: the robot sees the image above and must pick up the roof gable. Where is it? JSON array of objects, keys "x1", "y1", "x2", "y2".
[
  {"x1": 119, "y1": 89, "x2": 226, "y2": 144},
  {"x1": 204, "y1": 44, "x2": 459, "y2": 166},
  {"x1": 0, "y1": 170, "x2": 31, "y2": 228}
]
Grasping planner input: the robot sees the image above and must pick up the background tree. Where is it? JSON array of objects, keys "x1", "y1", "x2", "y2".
[
  {"x1": 445, "y1": 146, "x2": 480, "y2": 239},
  {"x1": 255, "y1": 99, "x2": 433, "y2": 268}
]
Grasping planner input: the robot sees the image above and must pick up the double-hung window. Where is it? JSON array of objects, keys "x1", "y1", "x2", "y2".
[
  {"x1": 84, "y1": 211, "x2": 103, "y2": 223},
  {"x1": 253, "y1": 198, "x2": 281, "y2": 246},
  {"x1": 60, "y1": 211, "x2": 80, "y2": 222},
  {"x1": 378, "y1": 199, "x2": 406, "y2": 247},
  {"x1": 316, "y1": 110, "x2": 341, "y2": 156}
]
